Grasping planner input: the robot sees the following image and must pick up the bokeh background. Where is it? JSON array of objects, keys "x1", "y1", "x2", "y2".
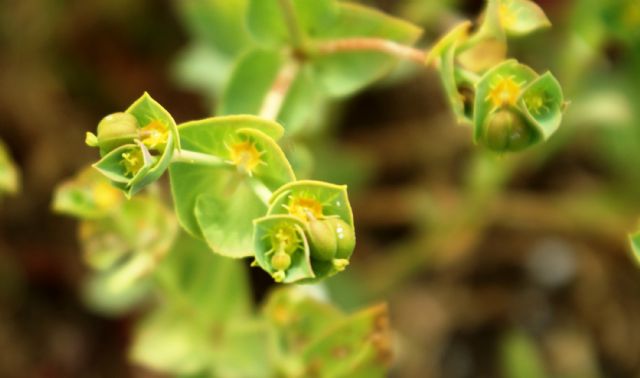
[{"x1": 1, "y1": 0, "x2": 639, "y2": 377}]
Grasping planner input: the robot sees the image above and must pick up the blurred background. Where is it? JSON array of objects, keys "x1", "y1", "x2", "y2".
[{"x1": 1, "y1": 0, "x2": 639, "y2": 377}]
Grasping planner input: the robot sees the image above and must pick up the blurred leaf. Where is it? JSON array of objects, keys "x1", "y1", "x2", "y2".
[
  {"x1": 301, "y1": 303, "x2": 391, "y2": 377},
  {"x1": 500, "y1": 329, "x2": 547, "y2": 378},
  {"x1": 53, "y1": 166, "x2": 123, "y2": 219},
  {"x1": 219, "y1": 49, "x2": 284, "y2": 117},
  {"x1": 498, "y1": 0, "x2": 551, "y2": 36},
  {"x1": 0, "y1": 140, "x2": 19, "y2": 196},
  {"x1": 82, "y1": 269, "x2": 152, "y2": 316},
  {"x1": 246, "y1": 0, "x2": 338, "y2": 47},
  {"x1": 155, "y1": 231, "x2": 253, "y2": 326},
  {"x1": 173, "y1": 0, "x2": 252, "y2": 57},
  {"x1": 130, "y1": 306, "x2": 215, "y2": 376},
  {"x1": 173, "y1": 43, "x2": 235, "y2": 100},
  {"x1": 310, "y1": 2, "x2": 422, "y2": 97}
]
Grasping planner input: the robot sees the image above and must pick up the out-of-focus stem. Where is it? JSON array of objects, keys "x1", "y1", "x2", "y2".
[
  {"x1": 313, "y1": 38, "x2": 426, "y2": 65},
  {"x1": 259, "y1": 60, "x2": 299, "y2": 121}
]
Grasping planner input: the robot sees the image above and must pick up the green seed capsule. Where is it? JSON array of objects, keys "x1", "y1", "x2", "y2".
[
  {"x1": 326, "y1": 218, "x2": 355, "y2": 259},
  {"x1": 96, "y1": 112, "x2": 139, "y2": 153},
  {"x1": 307, "y1": 218, "x2": 337, "y2": 261},
  {"x1": 482, "y1": 109, "x2": 534, "y2": 152},
  {"x1": 271, "y1": 251, "x2": 291, "y2": 271}
]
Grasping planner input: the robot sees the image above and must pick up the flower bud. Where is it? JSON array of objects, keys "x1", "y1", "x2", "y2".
[
  {"x1": 326, "y1": 218, "x2": 355, "y2": 259},
  {"x1": 307, "y1": 218, "x2": 337, "y2": 261},
  {"x1": 482, "y1": 108, "x2": 534, "y2": 152},
  {"x1": 96, "y1": 113, "x2": 139, "y2": 153}
]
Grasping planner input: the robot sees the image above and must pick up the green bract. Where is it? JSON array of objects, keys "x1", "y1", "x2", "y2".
[
  {"x1": 89, "y1": 93, "x2": 179, "y2": 197},
  {"x1": 473, "y1": 59, "x2": 564, "y2": 152},
  {"x1": 253, "y1": 180, "x2": 355, "y2": 283},
  {"x1": 169, "y1": 115, "x2": 295, "y2": 258}
]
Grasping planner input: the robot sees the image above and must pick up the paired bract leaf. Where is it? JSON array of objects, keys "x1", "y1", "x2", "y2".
[
  {"x1": 427, "y1": 22, "x2": 473, "y2": 123},
  {"x1": 310, "y1": 3, "x2": 422, "y2": 97},
  {"x1": 169, "y1": 116, "x2": 294, "y2": 257},
  {"x1": 90, "y1": 93, "x2": 178, "y2": 197},
  {"x1": 254, "y1": 214, "x2": 315, "y2": 283},
  {"x1": 253, "y1": 180, "x2": 356, "y2": 282},
  {"x1": 519, "y1": 71, "x2": 564, "y2": 140}
]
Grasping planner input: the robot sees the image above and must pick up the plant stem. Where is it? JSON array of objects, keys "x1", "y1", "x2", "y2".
[
  {"x1": 247, "y1": 176, "x2": 273, "y2": 205},
  {"x1": 278, "y1": 0, "x2": 304, "y2": 49},
  {"x1": 171, "y1": 149, "x2": 229, "y2": 168},
  {"x1": 259, "y1": 59, "x2": 299, "y2": 121},
  {"x1": 313, "y1": 38, "x2": 426, "y2": 65}
]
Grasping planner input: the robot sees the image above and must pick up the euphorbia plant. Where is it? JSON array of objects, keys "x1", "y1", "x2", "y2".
[{"x1": 54, "y1": 0, "x2": 566, "y2": 375}]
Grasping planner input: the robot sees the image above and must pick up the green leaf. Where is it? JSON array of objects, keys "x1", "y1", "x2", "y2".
[
  {"x1": 82, "y1": 269, "x2": 152, "y2": 316},
  {"x1": 219, "y1": 49, "x2": 284, "y2": 117},
  {"x1": 0, "y1": 140, "x2": 19, "y2": 196},
  {"x1": 310, "y1": 2, "x2": 422, "y2": 97},
  {"x1": 473, "y1": 59, "x2": 538, "y2": 143},
  {"x1": 246, "y1": 0, "x2": 338, "y2": 47},
  {"x1": 52, "y1": 166, "x2": 123, "y2": 219},
  {"x1": 130, "y1": 306, "x2": 215, "y2": 376},
  {"x1": 263, "y1": 286, "x2": 344, "y2": 347},
  {"x1": 155, "y1": 231, "x2": 253, "y2": 325},
  {"x1": 174, "y1": 0, "x2": 252, "y2": 58},
  {"x1": 301, "y1": 303, "x2": 391, "y2": 377},
  {"x1": 169, "y1": 116, "x2": 294, "y2": 257},
  {"x1": 518, "y1": 71, "x2": 564, "y2": 140},
  {"x1": 219, "y1": 49, "x2": 323, "y2": 135},
  {"x1": 253, "y1": 214, "x2": 315, "y2": 283},
  {"x1": 498, "y1": 0, "x2": 551, "y2": 37}
]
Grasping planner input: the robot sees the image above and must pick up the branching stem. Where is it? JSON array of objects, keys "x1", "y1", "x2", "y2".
[
  {"x1": 258, "y1": 59, "x2": 300, "y2": 121},
  {"x1": 313, "y1": 38, "x2": 427, "y2": 65},
  {"x1": 171, "y1": 149, "x2": 229, "y2": 168}
]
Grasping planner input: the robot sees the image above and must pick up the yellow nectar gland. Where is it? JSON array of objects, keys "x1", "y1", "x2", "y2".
[
  {"x1": 286, "y1": 195, "x2": 324, "y2": 221},
  {"x1": 487, "y1": 75, "x2": 522, "y2": 108},
  {"x1": 499, "y1": 2, "x2": 519, "y2": 30},
  {"x1": 524, "y1": 93, "x2": 548, "y2": 116},
  {"x1": 121, "y1": 149, "x2": 144, "y2": 177},
  {"x1": 140, "y1": 120, "x2": 168, "y2": 151},
  {"x1": 269, "y1": 226, "x2": 300, "y2": 255},
  {"x1": 228, "y1": 140, "x2": 264, "y2": 175}
]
